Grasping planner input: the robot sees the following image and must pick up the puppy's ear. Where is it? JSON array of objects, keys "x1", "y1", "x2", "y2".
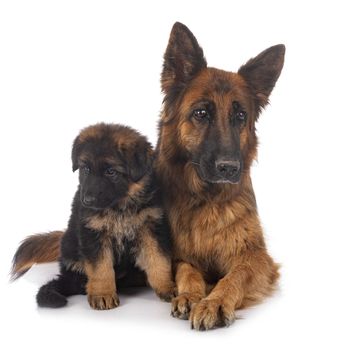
[
  {"x1": 71, "y1": 136, "x2": 81, "y2": 172},
  {"x1": 124, "y1": 141, "x2": 154, "y2": 182},
  {"x1": 161, "y1": 22, "x2": 207, "y2": 98},
  {"x1": 238, "y1": 44, "x2": 285, "y2": 112}
]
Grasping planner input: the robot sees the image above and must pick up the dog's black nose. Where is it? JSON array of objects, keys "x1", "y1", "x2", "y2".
[
  {"x1": 83, "y1": 195, "x2": 96, "y2": 206},
  {"x1": 215, "y1": 160, "x2": 240, "y2": 177}
]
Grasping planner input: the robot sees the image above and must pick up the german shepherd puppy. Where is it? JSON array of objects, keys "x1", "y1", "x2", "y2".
[
  {"x1": 12, "y1": 123, "x2": 175, "y2": 309},
  {"x1": 155, "y1": 23, "x2": 285, "y2": 330}
]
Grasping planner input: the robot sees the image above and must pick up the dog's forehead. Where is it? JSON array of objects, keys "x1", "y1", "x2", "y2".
[
  {"x1": 179, "y1": 68, "x2": 251, "y2": 116},
  {"x1": 78, "y1": 136, "x2": 122, "y2": 164},
  {"x1": 78, "y1": 124, "x2": 142, "y2": 147},
  {"x1": 213, "y1": 77, "x2": 232, "y2": 95},
  {"x1": 76, "y1": 124, "x2": 150, "y2": 169},
  {"x1": 184, "y1": 69, "x2": 248, "y2": 103},
  {"x1": 79, "y1": 149, "x2": 120, "y2": 165},
  {"x1": 80, "y1": 128, "x2": 138, "y2": 152}
]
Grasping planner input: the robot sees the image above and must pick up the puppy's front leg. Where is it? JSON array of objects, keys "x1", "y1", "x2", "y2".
[
  {"x1": 84, "y1": 247, "x2": 119, "y2": 310},
  {"x1": 136, "y1": 228, "x2": 175, "y2": 302}
]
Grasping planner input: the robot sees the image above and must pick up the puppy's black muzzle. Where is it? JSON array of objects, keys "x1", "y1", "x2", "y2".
[
  {"x1": 80, "y1": 175, "x2": 116, "y2": 210},
  {"x1": 82, "y1": 195, "x2": 97, "y2": 207}
]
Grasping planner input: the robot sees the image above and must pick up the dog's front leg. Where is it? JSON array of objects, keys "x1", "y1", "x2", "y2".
[
  {"x1": 136, "y1": 228, "x2": 175, "y2": 302},
  {"x1": 84, "y1": 247, "x2": 119, "y2": 310},
  {"x1": 189, "y1": 248, "x2": 279, "y2": 330},
  {"x1": 171, "y1": 262, "x2": 206, "y2": 320},
  {"x1": 189, "y1": 270, "x2": 244, "y2": 330}
]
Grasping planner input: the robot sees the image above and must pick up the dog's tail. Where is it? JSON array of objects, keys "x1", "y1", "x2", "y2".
[
  {"x1": 11, "y1": 231, "x2": 64, "y2": 280},
  {"x1": 36, "y1": 268, "x2": 87, "y2": 308}
]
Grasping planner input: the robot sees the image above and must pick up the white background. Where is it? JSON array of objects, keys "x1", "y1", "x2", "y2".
[{"x1": 1, "y1": 0, "x2": 345, "y2": 349}]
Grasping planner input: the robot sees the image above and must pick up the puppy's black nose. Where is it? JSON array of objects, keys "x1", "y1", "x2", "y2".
[
  {"x1": 215, "y1": 160, "x2": 240, "y2": 177},
  {"x1": 83, "y1": 195, "x2": 96, "y2": 206}
]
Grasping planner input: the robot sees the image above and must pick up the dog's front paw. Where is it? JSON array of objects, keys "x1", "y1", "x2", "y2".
[
  {"x1": 171, "y1": 293, "x2": 203, "y2": 320},
  {"x1": 87, "y1": 293, "x2": 120, "y2": 310},
  {"x1": 189, "y1": 298, "x2": 235, "y2": 331}
]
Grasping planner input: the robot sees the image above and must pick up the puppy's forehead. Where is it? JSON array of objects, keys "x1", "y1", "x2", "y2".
[
  {"x1": 79, "y1": 124, "x2": 142, "y2": 148},
  {"x1": 76, "y1": 124, "x2": 151, "y2": 169},
  {"x1": 111, "y1": 130, "x2": 143, "y2": 149},
  {"x1": 78, "y1": 138, "x2": 123, "y2": 167},
  {"x1": 78, "y1": 151, "x2": 122, "y2": 165},
  {"x1": 78, "y1": 124, "x2": 103, "y2": 143}
]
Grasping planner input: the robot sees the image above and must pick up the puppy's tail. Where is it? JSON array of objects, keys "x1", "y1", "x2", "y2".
[
  {"x1": 36, "y1": 278, "x2": 68, "y2": 308},
  {"x1": 36, "y1": 268, "x2": 87, "y2": 308},
  {"x1": 11, "y1": 231, "x2": 64, "y2": 280}
]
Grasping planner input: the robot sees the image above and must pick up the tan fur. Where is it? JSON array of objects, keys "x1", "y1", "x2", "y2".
[
  {"x1": 85, "y1": 206, "x2": 162, "y2": 251},
  {"x1": 64, "y1": 260, "x2": 85, "y2": 274},
  {"x1": 82, "y1": 172, "x2": 172, "y2": 307},
  {"x1": 171, "y1": 262, "x2": 207, "y2": 319},
  {"x1": 157, "y1": 26, "x2": 283, "y2": 330},
  {"x1": 135, "y1": 227, "x2": 175, "y2": 301},
  {"x1": 157, "y1": 147, "x2": 279, "y2": 329},
  {"x1": 77, "y1": 124, "x2": 175, "y2": 308},
  {"x1": 117, "y1": 174, "x2": 152, "y2": 209},
  {"x1": 83, "y1": 201, "x2": 174, "y2": 307},
  {"x1": 127, "y1": 177, "x2": 149, "y2": 198},
  {"x1": 84, "y1": 248, "x2": 119, "y2": 310},
  {"x1": 113, "y1": 128, "x2": 144, "y2": 149},
  {"x1": 11, "y1": 123, "x2": 174, "y2": 311},
  {"x1": 11, "y1": 231, "x2": 63, "y2": 280},
  {"x1": 78, "y1": 125, "x2": 103, "y2": 142}
]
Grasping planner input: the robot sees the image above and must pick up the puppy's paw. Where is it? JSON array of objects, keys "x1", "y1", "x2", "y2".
[
  {"x1": 171, "y1": 293, "x2": 203, "y2": 320},
  {"x1": 189, "y1": 298, "x2": 235, "y2": 331},
  {"x1": 88, "y1": 293, "x2": 120, "y2": 310}
]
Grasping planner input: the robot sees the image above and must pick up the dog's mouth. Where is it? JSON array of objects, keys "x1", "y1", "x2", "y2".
[{"x1": 81, "y1": 201, "x2": 107, "y2": 211}]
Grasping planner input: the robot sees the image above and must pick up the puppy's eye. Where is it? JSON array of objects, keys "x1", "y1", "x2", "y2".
[
  {"x1": 104, "y1": 167, "x2": 117, "y2": 177},
  {"x1": 81, "y1": 165, "x2": 90, "y2": 174},
  {"x1": 236, "y1": 111, "x2": 247, "y2": 122},
  {"x1": 193, "y1": 109, "x2": 209, "y2": 121}
]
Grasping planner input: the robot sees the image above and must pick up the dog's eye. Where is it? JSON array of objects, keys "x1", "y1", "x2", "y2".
[
  {"x1": 236, "y1": 111, "x2": 247, "y2": 122},
  {"x1": 232, "y1": 101, "x2": 247, "y2": 123},
  {"x1": 104, "y1": 167, "x2": 117, "y2": 177},
  {"x1": 193, "y1": 109, "x2": 209, "y2": 121}
]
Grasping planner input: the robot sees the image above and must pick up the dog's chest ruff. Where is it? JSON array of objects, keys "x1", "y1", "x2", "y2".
[{"x1": 85, "y1": 207, "x2": 163, "y2": 245}]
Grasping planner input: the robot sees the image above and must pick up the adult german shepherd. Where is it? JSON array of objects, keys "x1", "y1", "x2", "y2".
[
  {"x1": 155, "y1": 23, "x2": 285, "y2": 330},
  {"x1": 12, "y1": 123, "x2": 175, "y2": 309}
]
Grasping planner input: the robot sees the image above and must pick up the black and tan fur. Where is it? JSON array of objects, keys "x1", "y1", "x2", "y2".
[
  {"x1": 11, "y1": 23, "x2": 284, "y2": 329},
  {"x1": 156, "y1": 23, "x2": 285, "y2": 330},
  {"x1": 12, "y1": 123, "x2": 175, "y2": 309}
]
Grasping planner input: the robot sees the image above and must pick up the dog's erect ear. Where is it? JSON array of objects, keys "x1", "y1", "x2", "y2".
[
  {"x1": 238, "y1": 44, "x2": 285, "y2": 111},
  {"x1": 161, "y1": 22, "x2": 207, "y2": 97},
  {"x1": 71, "y1": 136, "x2": 81, "y2": 172},
  {"x1": 124, "y1": 141, "x2": 154, "y2": 182}
]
